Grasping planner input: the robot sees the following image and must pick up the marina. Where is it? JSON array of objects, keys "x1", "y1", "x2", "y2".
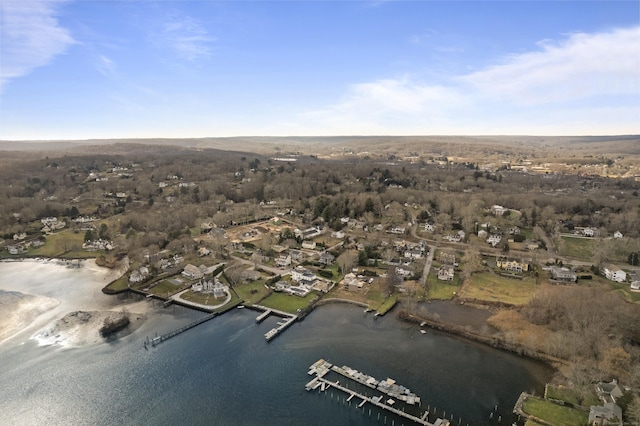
[{"x1": 305, "y1": 359, "x2": 451, "y2": 426}]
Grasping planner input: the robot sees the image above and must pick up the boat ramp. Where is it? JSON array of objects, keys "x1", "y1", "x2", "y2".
[{"x1": 305, "y1": 359, "x2": 451, "y2": 426}]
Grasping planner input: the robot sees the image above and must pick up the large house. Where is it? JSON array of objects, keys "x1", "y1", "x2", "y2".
[
  {"x1": 496, "y1": 257, "x2": 529, "y2": 273},
  {"x1": 319, "y1": 252, "x2": 335, "y2": 265},
  {"x1": 291, "y1": 266, "x2": 317, "y2": 287},
  {"x1": 549, "y1": 266, "x2": 577, "y2": 283},
  {"x1": 182, "y1": 263, "x2": 204, "y2": 280},
  {"x1": 603, "y1": 265, "x2": 626, "y2": 283}
]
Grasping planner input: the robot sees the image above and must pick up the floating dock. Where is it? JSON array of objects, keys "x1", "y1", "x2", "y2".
[{"x1": 305, "y1": 359, "x2": 450, "y2": 426}]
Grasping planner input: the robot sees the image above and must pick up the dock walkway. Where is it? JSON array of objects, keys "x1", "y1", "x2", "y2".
[
  {"x1": 251, "y1": 304, "x2": 298, "y2": 341},
  {"x1": 146, "y1": 312, "x2": 217, "y2": 347},
  {"x1": 305, "y1": 359, "x2": 450, "y2": 426}
]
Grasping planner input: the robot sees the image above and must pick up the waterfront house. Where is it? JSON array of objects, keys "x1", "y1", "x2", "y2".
[
  {"x1": 292, "y1": 266, "x2": 317, "y2": 286},
  {"x1": 182, "y1": 263, "x2": 204, "y2": 280},
  {"x1": 588, "y1": 403, "x2": 622, "y2": 426},
  {"x1": 437, "y1": 265, "x2": 455, "y2": 281}
]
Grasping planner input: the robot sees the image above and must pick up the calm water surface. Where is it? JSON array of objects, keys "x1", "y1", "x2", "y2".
[{"x1": 0, "y1": 262, "x2": 552, "y2": 426}]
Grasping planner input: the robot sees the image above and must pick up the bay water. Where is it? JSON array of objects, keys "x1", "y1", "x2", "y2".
[{"x1": 0, "y1": 261, "x2": 552, "y2": 425}]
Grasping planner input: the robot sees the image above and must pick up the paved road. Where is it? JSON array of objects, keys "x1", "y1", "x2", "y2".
[{"x1": 420, "y1": 248, "x2": 434, "y2": 287}]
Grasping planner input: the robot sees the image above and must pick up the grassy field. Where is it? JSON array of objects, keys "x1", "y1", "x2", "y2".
[
  {"x1": 462, "y1": 271, "x2": 537, "y2": 305},
  {"x1": 523, "y1": 397, "x2": 588, "y2": 426},
  {"x1": 28, "y1": 230, "x2": 93, "y2": 258},
  {"x1": 426, "y1": 270, "x2": 460, "y2": 300},
  {"x1": 234, "y1": 280, "x2": 271, "y2": 304},
  {"x1": 376, "y1": 295, "x2": 398, "y2": 314},
  {"x1": 559, "y1": 236, "x2": 597, "y2": 260},
  {"x1": 148, "y1": 278, "x2": 189, "y2": 297},
  {"x1": 260, "y1": 291, "x2": 317, "y2": 314},
  {"x1": 609, "y1": 280, "x2": 640, "y2": 303},
  {"x1": 104, "y1": 274, "x2": 130, "y2": 292},
  {"x1": 546, "y1": 385, "x2": 600, "y2": 406}
]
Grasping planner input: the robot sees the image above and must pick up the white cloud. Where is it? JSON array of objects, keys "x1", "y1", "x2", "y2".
[
  {"x1": 294, "y1": 26, "x2": 640, "y2": 135},
  {"x1": 299, "y1": 77, "x2": 467, "y2": 134},
  {"x1": 0, "y1": 0, "x2": 75, "y2": 90},
  {"x1": 462, "y1": 26, "x2": 640, "y2": 105},
  {"x1": 96, "y1": 55, "x2": 115, "y2": 77},
  {"x1": 161, "y1": 15, "x2": 215, "y2": 61}
]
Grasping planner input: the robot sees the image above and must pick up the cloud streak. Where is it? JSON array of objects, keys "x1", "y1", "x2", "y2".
[
  {"x1": 0, "y1": 0, "x2": 75, "y2": 90},
  {"x1": 161, "y1": 15, "x2": 215, "y2": 61},
  {"x1": 462, "y1": 26, "x2": 640, "y2": 105},
  {"x1": 295, "y1": 26, "x2": 640, "y2": 135}
]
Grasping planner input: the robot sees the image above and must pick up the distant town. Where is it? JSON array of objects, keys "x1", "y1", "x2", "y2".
[{"x1": 1, "y1": 135, "x2": 639, "y2": 425}]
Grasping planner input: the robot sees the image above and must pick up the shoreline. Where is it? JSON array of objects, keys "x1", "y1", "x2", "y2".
[{"x1": 397, "y1": 309, "x2": 565, "y2": 367}]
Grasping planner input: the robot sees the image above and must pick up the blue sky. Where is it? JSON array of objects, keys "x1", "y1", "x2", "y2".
[{"x1": 1, "y1": 0, "x2": 639, "y2": 140}]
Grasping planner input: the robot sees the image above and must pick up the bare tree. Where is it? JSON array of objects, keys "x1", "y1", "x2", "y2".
[{"x1": 337, "y1": 250, "x2": 357, "y2": 275}]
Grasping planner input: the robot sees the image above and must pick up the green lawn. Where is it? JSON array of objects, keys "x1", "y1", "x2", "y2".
[
  {"x1": 28, "y1": 230, "x2": 91, "y2": 258},
  {"x1": 148, "y1": 278, "x2": 189, "y2": 297},
  {"x1": 546, "y1": 385, "x2": 600, "y2": 406},
  {"x1": 104, "y1": 274, "x2": 130, "y2": 292},
  {"x1": 559, "y1": 236, "x2": 597, "y2": 260},
  {"x1": 426, "y1": 269, "x2": 460, "y2": 300},
  {"x1": 260, "y1": 291, "x2": 317, "y2": 314},
  {"x1": 609, "y1": 280, "x2": 640, "y2": 303},
  {"x1": 376, "y1": 295, "x2": 398, "y2": 314},
  {"x1": 523, "y1": 397, "x2": 589, "y2": 426},
  {"x1": 462, "y1": 271, "x2": 536, "y2": 305},
  {"x1": 234, "y1": 280, "x2": 271, "y2": 304},
  {"x1": 180, "y1": 290, "x2": 242, "y2": 311}
]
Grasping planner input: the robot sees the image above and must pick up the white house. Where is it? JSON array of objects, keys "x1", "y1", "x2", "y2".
[
  {"x1": 276, "y1": 254, "x2": 292, "y2": 268},
  {"x1": 491, "y1": 205, "x2": 506, "y2": 216},
  {"x1": 182, "y1": 264, "x2": 204, "y2": 280},
  {"x1": 301, "y1": 240, "x2": 317, "y2": 250},
  {"x1": 613, "y1": 231, "x2": 623, "y2": 239},
  {"x1": 424, "y1": 223, "x2": 435, "y2": 233},
  {"x1": 486, "y1": 235, "x2": 502, "y2": 247},
  {"x1": 583, "y1": 228, "x2": 595, "y2": 237},
  {"x1": 291, "y1": 266, "x2": 317, "y2": 286},
  {"x1": 603, "y1": 265, "x2": 626, "y2": 283}
]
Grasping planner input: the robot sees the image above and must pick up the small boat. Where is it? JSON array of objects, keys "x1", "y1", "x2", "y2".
[
  {"x1": 420, "y1": 329, "x2": 427, "y2": 334},
  {"x1": 237, "y1": 305, "x2": 245, "y2": 309}
]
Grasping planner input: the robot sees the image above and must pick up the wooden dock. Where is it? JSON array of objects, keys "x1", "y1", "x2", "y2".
[
  {"x1": 251, "y1": 304, "x2": 298, "y2": 342},
  {"x1": 305, "y1": 359, "x2": 450, "y2": 426},
  {"x1": 146, "y1": 312, "x2": 218, "y2": 348}
]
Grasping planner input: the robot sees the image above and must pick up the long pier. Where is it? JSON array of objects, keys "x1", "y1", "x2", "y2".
[
  {"x1": 146, "y1": 312, "x2": 217, "y2": 348},
  {"x1": 305, "y1": 359, "x2": 450, "y2": 426}
]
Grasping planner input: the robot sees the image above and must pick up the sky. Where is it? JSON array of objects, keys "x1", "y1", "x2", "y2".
[{"x1": 1, "y1": 0, "x2": 639, "y2": 140}]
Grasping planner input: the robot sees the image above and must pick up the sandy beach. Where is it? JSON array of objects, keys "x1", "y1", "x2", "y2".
[{"x1": 0, "y1": 258, "x2": 149, "y2": 347}]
